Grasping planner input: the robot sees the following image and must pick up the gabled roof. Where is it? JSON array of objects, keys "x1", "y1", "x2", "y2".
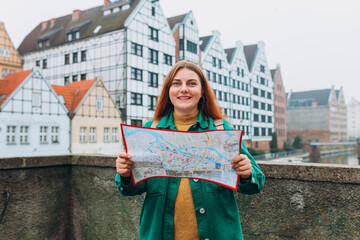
[
  {"x1": 224, "y1": 48, "x2": 235, "y2": 64},
  {"x1": 167, "y1": 13, "x2": 187, "y2": 30},
  {"x1": 18, "y1": 0, "x2": 140, "y2": 54},
  {"x1": 243, "y1": 44, "x2": 258, "y2": 71},
  {"x1": 287, "y1": 89, "x2": 332, "y2": 107},
  {"x1": 199, "y1": 35, "x2": 212, "y2": 52},
  {"x1": 52, "y1": 80, "x2": 95, "y2": 113},
  {"x1": 0, "y1": 70, "x2": 32, "y2": 106}
]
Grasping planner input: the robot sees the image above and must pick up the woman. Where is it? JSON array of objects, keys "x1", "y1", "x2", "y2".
[{"x1": 115, "y1": 60, "x2": 265, "y2": 240}]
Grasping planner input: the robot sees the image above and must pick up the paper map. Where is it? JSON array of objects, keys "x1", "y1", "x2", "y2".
[{"x1": 120, "y1": 124, "x2": 243, "y2": 190}]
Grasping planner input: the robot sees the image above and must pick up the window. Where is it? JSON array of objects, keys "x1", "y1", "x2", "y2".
[
  {"x1": 6, "y1": 126, "x2": 16, "y2": 144},
  {"x1": 261, "y1": 102, "x2": 266, "y2": 110},
  {"x1": 40, "y1": 126, "x2": 48, "y2": 144},
  {"x1": 268, "y1": 128, "x2": 272, "y2": 136},
  {"x1": 104, "y1": 128, "x2": 110, "y2": 142},
  {"x1": 80, "y1": 73, "x2": 87, "y2": 80},
  {"x1": 131, "y1": 119, "x2": 142, "y2": 126},
  {"x1": 218, "y1": 91, "x2": 222, "y2": 101},
  {"x1": 96, "y1": 96, "x2": 103, "y2": 111},
  {"x1": 262, "y1": 128, "x2": 266, "y2": 136},
  {"x1": 20, "y1": 126, "x2": 29, "y2": 144},
  {"x1": 65, "y1": 54, "x2": 70, "y2": 65},
  {"x1": 212, "y1": 72, "x2": 216, "y2": 83},
  {"x1": 267, "y1": 92, "x2": 272, "y2": 99},
  {"x1": 112, "y1": 128, "x2": 118, "y2": 142},
  {"x1": 131, "y1": 93, "x2": 142, "y2": 105},
  {"x1": 131, "y1": 68, "x2": 143, "y2": 81},
  {"x1": 67, "y1": 30, "x2": 80, "y2": 42},
  {"x1": 81, "y1": 50, "x2": 87, "y2": 61},
  {"x1": 80, "y1": 127, "x2": 87, "y2": 143},
  {"x1": 218, "y1": 59, "x2": 222, "y2": 69},
  {"x1": 89, "y1": 127, "x2": 96, "y2": 143},
  {"x1": 224, "y1": 77, "x2": 227, "y2": 86},
  {"x1": 148, "y1": 95, "x2": 157, "y2": 110},
  {"x1": 233, "y1": 79, "x2": 236, "y2": 88},
  {"x1": 179, "y1": 39, "x2": 184, "y2": 50},
  {"x1": 253, "y1": 100, "x2": 259, "y2": 109},
  {"x1": 37, "y1": 39, "x2": 49, "y2": 49},
  {"x1": 149, "y1": 49, "x2": 158, "y2": 64},
  {"x1": 206, "y1": 71, "x2": 211, "y2": 81},
  {"x1": 241, "y1": 69, "x2": 244, "y2": 77},
  {"x1": 151, "y1": 6, "x2": 155, "y2": 16},
  {"x1": 254, "y1": 114, "x2": 259, "y2": 122},
  {"x1": 64, "y1": 76, "x2": 70, "y2": 85},
  {"x1": 267, "y1": 104, "x2": 272, "y2": 111},
  {"x1": 254, "y1": 127, "x2": 259, "y2": 136},
  {"x1": 261, "y1": 115, "x2": 266, "y2": 122},
  {"x1": 260, "y1": 77, "x2": 265, "y2": 85},
  {"x1": 261, "y1": 90, "x2": 266, "y2": 97},
  {"x1": 149, "y1": 27, "x2": 159, "y2": 41},
  {"x1": 131, "y1": 42, "x2": 143, "y2": 56},
  {"x1": 260, "y1": 65, "x2": 265, "y2": 73},
  {"x1": 233, "y1": 94, "x2": 236, "y2": 103},
  {"x1": 212, "y1": 57, "x2": 216, "y2": 67},
  {"x1": 253, "y1": 88, "x2": 259, "y2": 96},
  {"x1": 186, "y1": 40, "x2": 197, "y2": 54},
  {"x1": 73, "y1": 52, "x2": 78, "y2": 63},
  {"x1": 237, "y1": 67, "x2": 240, "y2": 76},
  {"x1": 268, "y1": 116, "x2": 272, "y2": 123},
  {"x1": 72, "y1": 75, "x2": 78, "y2": 82},
  {"x1": 42, "y1": 59, "x2": 47, "y2": 69},
  {"x1": 36, "y1": 61, "x2": 40, "y2": 67},
  {"x1": 148, "y1": 72, "x2": 158, "y2": 87},
  {"x1": 51, "y1": 126, "x2": 59, "y2": 143},
  {"x1": 218, "y1": 75, "x2": 222, "y2": 84},
  {"x1": 164, "y1": 54, "x2": 172, "y2": 65},
  {"x1": 32, "y1": 92, "x2": 41, "y2": 107}
]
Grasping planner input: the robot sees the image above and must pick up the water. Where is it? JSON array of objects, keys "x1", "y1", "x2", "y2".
[{"x1": 306, "y1": 151, "x2": 359, "y2": 166}]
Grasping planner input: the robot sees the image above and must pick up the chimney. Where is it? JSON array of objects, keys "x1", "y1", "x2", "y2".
[
  {"x1": 104, "y1": 0, "x2": 110, "y2": 6},
  {"x1": 50, "y1": 18, "x2": 56, "y2": 28},
  {"x1": 41, "y1": 21, "x2": 48, "y2": 30},
  {"x1": 72, "y1": 10, "x2": 81, "y2": 20}
]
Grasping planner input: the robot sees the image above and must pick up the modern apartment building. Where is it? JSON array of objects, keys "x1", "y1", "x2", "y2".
[
  {"x1": 18, "y1": 0, "x2": 175, "y2": 125},
  {"x1": 0, "y1": 22, "x2": 22, "y2": 79},
  {"x1": 271, "y1": 65, "x2": 287, "y2": 148},
  {"x1": 347, "y1": 97, "x2": 360, "y2": 140},
  {"x1": 287, "y1": 87, "x2": 347, "y2": 142}
]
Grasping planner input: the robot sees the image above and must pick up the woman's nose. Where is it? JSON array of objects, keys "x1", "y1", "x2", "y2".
[{"x1": 180, "y1": 83, "x2": 188, "y2": 92}]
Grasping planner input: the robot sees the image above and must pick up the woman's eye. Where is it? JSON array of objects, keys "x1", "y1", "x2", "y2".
[
  {"x1": 188, "y1": 82, "x2": 197, "y2": 86},
  {"x1": 172, "y1": 82, "x2": 180, "y2": 85}
]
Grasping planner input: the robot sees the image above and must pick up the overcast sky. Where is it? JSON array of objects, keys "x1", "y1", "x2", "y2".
[{"x1": 1, "y1": 0, "x2": 359, "y2": 103}]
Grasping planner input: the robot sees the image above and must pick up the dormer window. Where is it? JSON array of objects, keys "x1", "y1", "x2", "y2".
[
  {"x1": 122, "y1": 4, "x2": 130, "y2": 10},
  {"x1": 67, "y1": 30, "x2": 80, "y2": 42},
  {"x1": 37, "y1": 39, "x2": 50, "y2": 49}
]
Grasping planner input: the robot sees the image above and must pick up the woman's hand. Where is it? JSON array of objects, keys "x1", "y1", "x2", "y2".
[
  {"x1": 231, "y1": 154, "x2": 252, "y2": 179},
  {"x1": 116, "y1": 152, "x2": 134, "y2": 177}
]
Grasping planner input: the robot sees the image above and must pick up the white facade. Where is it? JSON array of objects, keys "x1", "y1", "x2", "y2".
[
  {"x1": 21, "y1": 0, "x2": 175, "y2": 125},
  {"x1": 0, "y1": 68, "x2": 70, "y2": 157},
  {"x1": 225, "y1": 41, "x2": 251, "y2": 140},
  {"x1": 247, "y1": 41, "x2": 274, "y2": 141},
  {"x1": 347, "y1": 97, "x2": 360, "y2": 140}
]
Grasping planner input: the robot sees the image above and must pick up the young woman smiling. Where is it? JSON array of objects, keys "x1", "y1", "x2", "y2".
[{"x1": 115, "y1": 60, "x2": 265, "y2": 240}]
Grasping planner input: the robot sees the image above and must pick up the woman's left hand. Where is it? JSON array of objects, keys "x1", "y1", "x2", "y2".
[{"x1": 231, "y1": 154, "x2": 252, "y2": 178}]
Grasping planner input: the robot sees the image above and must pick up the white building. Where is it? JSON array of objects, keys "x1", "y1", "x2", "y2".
[
  {"x1": 167, "y1": 11, "x2": 200, "y2": 64},
  {"x1": 224, "y1": 41, "x2": 251, "y2": 139},
  {"x1": 244, "y1": 42, "x2": 274, "y2": 150},
  {"x1": 18, "y1": 0, "x2": 175, "y2": 125},
  {"x1": 347, "y1": 97, "x2": 360, "y2": 140},
  {"x1": 0, "y1": 68, "x2": 70, "y2": 157}
]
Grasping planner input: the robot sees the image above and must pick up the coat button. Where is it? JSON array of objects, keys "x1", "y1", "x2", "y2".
[
  {"x1": 193, "y1": 179, "x2": 198, "y2": 182},
  {"x1": 199, "y1": 208, "x2": 205, "y2": 214}
]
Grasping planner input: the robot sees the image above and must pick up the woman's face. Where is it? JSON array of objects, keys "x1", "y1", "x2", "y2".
[{"x1": 169, "y1": 68, "x2": 202, "y2": 116}]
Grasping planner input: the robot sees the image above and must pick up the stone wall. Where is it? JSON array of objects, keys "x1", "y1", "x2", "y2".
[{"x1": 0, "y1": 156, "x2": 359, "y2": 240}]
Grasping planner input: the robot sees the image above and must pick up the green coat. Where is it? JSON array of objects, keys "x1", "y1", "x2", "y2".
[{"x1": 115, "y1": 111, "x2": 265, "y2": 240}]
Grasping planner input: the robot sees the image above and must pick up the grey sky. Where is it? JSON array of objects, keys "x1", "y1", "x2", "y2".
[{"x1": 2, "y1": 0, "x2": 359, "y2": 102}]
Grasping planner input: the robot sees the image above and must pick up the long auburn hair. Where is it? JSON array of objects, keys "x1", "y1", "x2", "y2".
[{"x1": 153, "y1": 60, "x2": 225, "y2": 121}]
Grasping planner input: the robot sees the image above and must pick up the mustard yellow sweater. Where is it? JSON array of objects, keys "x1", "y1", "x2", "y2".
[{"x1": 173, "y1": 110, "x2": 199, "y2": 240}]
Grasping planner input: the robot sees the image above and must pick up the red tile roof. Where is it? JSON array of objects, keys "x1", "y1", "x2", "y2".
[
  {"x1": 0, "y1": 70, "x2": 32, "y2": 106},
  {"x1": 52, "y1": 80, "x2": 95, "y2": 113}
]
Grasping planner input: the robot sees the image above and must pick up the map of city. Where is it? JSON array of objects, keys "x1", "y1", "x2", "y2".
[{"x1": 121, "y1": 124, "x2": 244, "y2": 190}]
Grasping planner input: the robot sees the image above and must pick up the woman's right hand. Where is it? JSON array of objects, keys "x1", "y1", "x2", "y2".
[{"x1": 116, "y1": 152, "x2": 134, "y2": 177}]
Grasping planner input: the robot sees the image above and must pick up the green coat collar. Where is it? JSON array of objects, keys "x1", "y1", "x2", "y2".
[{"x1": 156, "y1": 109, "x2": 212, "y2": 130}]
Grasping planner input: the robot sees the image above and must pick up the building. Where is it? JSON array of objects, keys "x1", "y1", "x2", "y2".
[
  {"x1": 167, "y1": 11, "x2": 200, "y2": 64},
  {"x1": 224, "y1": 41, "x2": 251, "y2": 139},
  {"x1": 18, "y1": 0, "x2": 175, "y2": 125},
  {"x1": 347, "y1": 97, "x2": 360, "y2": 140},
  {"x1": 52, "y1": 78, "x2": 123, "y2": 155},
  {"x1": 0, "y1": 22, "x2": 22, "y2": 79},
  {"x1": 0, "y1": 68, "x2": 70, "y2": 157},
  {"x1": 271, "y1": 64, "x2": 287, "y2": 148},
  {"x1": 244, "y1": 42, "x2": 274, "y2": 150},
  {"x1": 286, "y1": 87, "x2": 347, "y2": 143}
]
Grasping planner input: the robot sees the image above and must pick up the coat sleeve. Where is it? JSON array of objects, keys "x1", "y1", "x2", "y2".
[{"x1": 221, "y1": 119, "x2": 265, "y2": 195}]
